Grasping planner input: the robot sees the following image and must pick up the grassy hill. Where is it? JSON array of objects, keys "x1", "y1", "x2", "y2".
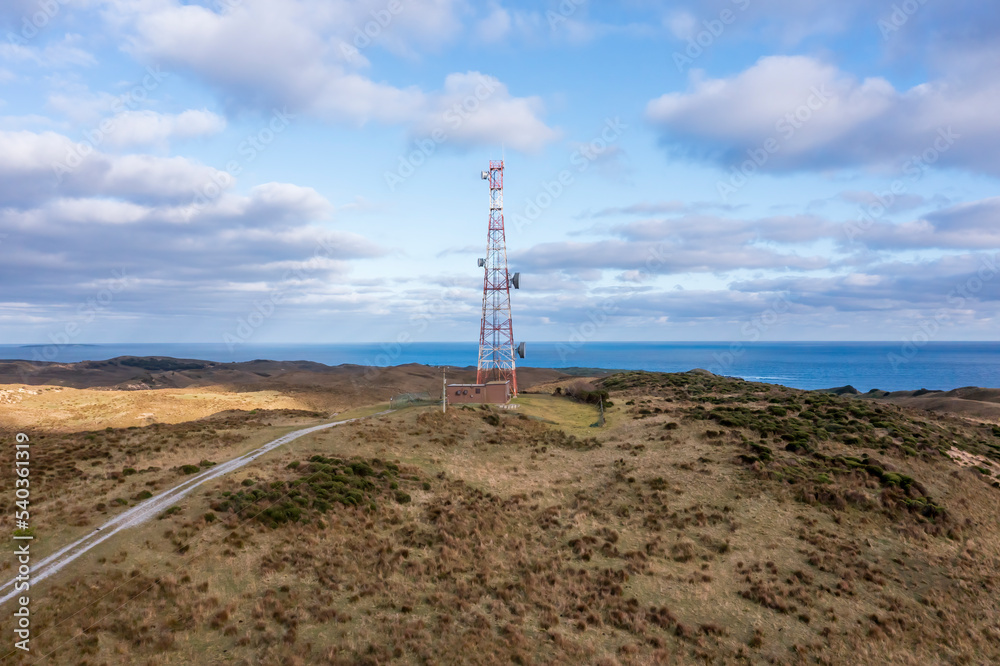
[{"x1": 3, "y1": 370, "x2": 1000, "y2": 664}]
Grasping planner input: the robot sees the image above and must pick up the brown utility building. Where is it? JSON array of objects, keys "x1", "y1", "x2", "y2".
[{"x1": 447, "y1": 381, "x2": 511, "y2": 405}]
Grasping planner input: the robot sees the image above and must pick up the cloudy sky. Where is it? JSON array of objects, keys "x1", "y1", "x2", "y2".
[{"x1": 2, "y1": 0, "x2": 999, "y2": 347}]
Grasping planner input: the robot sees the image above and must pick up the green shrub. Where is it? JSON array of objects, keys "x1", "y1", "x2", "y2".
[
  {"x1": 180, "y1": 464, "x2": 200, "y2": 475},
  {"x1": 286, "y1": 461, "x2": 300, "y2": 469},
  {"x1": 349, "y1": 461, "x2": 375, "y2": 477},
  {"x1": 122, "y1": 468, "x2": 137, "y2": 476},
  {"x1": 749, "y1": 443, "x2": 773, "y2": 462},
  {"x1": 134, "y1": 490, "x2": 153, "y2": 500},
  {"x1": 241, "y1": 478, "x2": 255, "y2": 486},
  {"x1": 339, "y1": 490, "x2": 364, "y2": 506},
  {"x1": 394, "y1": 491, "x2": 412, "y2": 504}
]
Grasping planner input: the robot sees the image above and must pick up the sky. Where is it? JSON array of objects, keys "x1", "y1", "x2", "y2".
[{"x1": 1, "y1": 0, "x2": 999, "y2": 349}]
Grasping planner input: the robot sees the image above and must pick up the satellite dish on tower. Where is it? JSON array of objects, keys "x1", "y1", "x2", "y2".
[
  {"x1": 481, "y1": 171, "x2": 489, "y2": 180},
  {"x1": 478, "y1": 258, "x2": 485, "y2": 268},
  {"x1": 517, "y1": 342, "x2": 525, "y2": 359},
  {"x1": 511, "y1": 272, "x2": 520, "y2": 289}
]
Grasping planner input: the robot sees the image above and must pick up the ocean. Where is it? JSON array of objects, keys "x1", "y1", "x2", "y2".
[{"x1": 1, "y1": 342, "x2": 998, "y2": 393}]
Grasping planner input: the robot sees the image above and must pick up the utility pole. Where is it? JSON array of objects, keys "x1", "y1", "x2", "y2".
[{"x1": 442, "y1": 367, "x2": 447, "y2": 413}]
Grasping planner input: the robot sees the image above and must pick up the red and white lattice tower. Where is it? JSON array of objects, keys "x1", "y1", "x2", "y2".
[{"x1": 476, "y1": 160, "x2": 522, "y2": 395}]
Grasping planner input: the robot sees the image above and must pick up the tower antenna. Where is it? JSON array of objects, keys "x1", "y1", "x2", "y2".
[{"x1": 476, "y1": 159, "x2": 521, "y2": 395}]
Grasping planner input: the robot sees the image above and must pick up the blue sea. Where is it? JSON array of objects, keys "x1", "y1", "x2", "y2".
[{"x1": 1, "y1": 342, "x2": 998, "y2": 393}]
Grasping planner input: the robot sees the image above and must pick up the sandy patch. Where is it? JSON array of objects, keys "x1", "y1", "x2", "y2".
[{"x1": 0, "y1": 384, "x2": 313, "y2": 432}]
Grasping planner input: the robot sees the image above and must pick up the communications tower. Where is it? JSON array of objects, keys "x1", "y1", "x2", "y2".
[{"x1": 476, "y1": 160, "x2": 523, "y2": 395}]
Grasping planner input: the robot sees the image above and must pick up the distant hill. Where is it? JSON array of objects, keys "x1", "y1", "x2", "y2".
[{"x1": 0, "y1": 355, "x2": 570, "y2": 397}]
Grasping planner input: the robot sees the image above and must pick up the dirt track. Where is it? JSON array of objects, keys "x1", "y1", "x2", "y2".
[{"x1": 0, "y1": 415, "x2": 380, "y2": 606}]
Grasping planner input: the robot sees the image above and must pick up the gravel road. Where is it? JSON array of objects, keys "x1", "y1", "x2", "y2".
[{"x1": 0, "y1": 415, "x2": 375, "y2": 606}]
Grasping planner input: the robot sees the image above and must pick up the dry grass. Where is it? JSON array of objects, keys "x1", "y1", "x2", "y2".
[
  {"x1": 511, "y1": 393, "x2": 603, "y2": 437},
  {"x1": 4, "y1": 370, "x2": 1000, "y2": 664},
  {"x1": 0, "y1": 384, "x2": 314, "y2": 432},
  {"x1": 0, "y1": 409, "x2": 325, "y2": 562}
]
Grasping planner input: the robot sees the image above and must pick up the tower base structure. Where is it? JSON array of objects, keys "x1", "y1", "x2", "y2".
[{"x1": 446, "y1": 380, "x2": 512, "y2": 405}]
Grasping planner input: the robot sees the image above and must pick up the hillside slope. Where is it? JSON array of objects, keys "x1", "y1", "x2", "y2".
[{"x1": 2, "y1": 370, "x2": 999, "y2": 664}]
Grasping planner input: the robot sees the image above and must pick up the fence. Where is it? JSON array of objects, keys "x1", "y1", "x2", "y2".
[{"x1": 389, "y1": 392, "x2": 438, "y2": 409}]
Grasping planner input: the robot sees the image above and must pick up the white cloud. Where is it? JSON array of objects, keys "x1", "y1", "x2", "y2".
[
  {"x1": 104, "y1": 0, "x2": 558, "y2": 151},
  {"x1": 239, "y1": 182, "x2": 333, "y2": 224},
  {"x1": 476, "y1": 5, "x2": 511, "y2": 43},
  {"x1": 0, "y1": 125, "x2": 384, "y2": 322},
  {"x1": 43, "y1": 197, "x2": 150, "y2": 225},
  {"x1": 415, "y1": 72, "x2": 560, "y2": 153},
  {"x1": 513, "y1": 237, "x2": 828, "y2": 275},
  {"x1": 101, "y1": 109, "x2": 226, "y2": 147},
  {"x1": 646, "y1": 55, "x2": 1000, "y2": 175},
  {"x1": 0, "y1": 129, "x2": 229, "y2": 206},
  {"x1": 0, "y1": 33, "x2": 95, "y2": 67},
  {"x1": 847, "y1": 197, "x2": 1000, "y2": 251},
  {"x1": 0, "y1": 113, "x2": 59, "y2": 130},
  {"x1": 666, "y1": 11, "x2": 696, "y2": 40}
]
